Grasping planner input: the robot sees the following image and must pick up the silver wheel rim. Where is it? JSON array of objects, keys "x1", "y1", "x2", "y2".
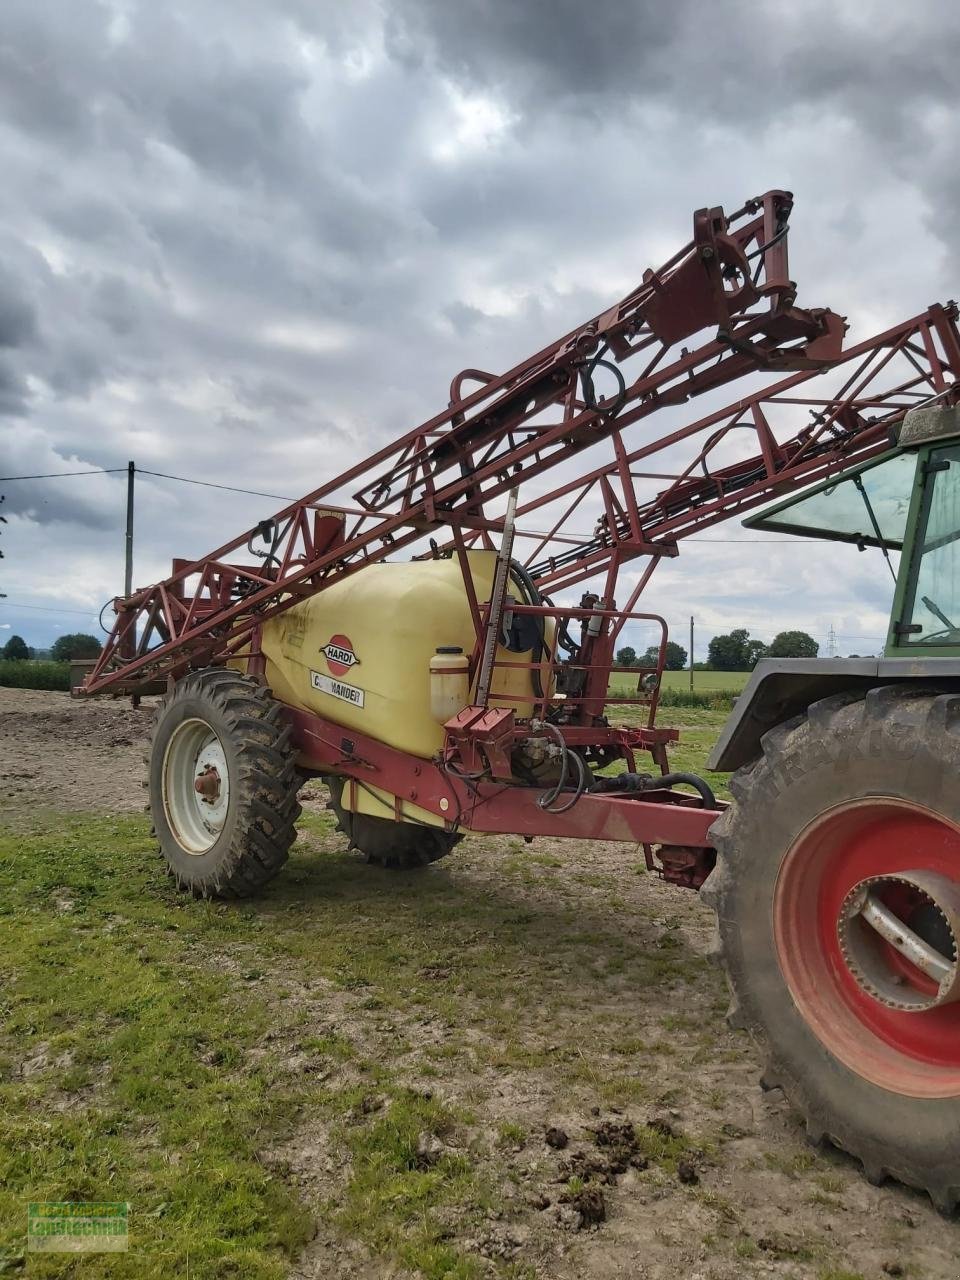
[{"x1": 161, "y1": 718, "x2": 230, "y2": 854}]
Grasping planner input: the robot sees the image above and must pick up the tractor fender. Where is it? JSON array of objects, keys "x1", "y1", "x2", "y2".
[{"x1": 707, "y1": 656, "x2": 960, "y2": 773}]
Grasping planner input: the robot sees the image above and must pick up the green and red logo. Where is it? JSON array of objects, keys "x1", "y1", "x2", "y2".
[{"x1": 320, "y1": 635, "x2": 359, "y2": 676}]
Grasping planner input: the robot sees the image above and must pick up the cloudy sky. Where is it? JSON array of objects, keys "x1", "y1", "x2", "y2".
[{"x1": 1, "y1": 0, "x2": 959, "y2": 658}]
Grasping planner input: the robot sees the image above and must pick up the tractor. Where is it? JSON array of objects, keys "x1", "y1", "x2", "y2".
[
  {"x1": 81, "y1": 192, "x2": 960, "y2": 1208},
  {"x1": 706, "y1": 401, "x2": 960, "y2": 1210}
]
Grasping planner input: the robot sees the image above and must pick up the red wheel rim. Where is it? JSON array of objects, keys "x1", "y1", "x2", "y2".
[{"x1": 773, "y1": 798, "x2": 960, "y2": 1099}]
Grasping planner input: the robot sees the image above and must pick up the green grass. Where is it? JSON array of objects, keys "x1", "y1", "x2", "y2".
[
  {"x1": 0, "y1": 802, "x2": 730, "y2": 1277},
  {"x1": 335, "y1": 1090, "x2": 489, "y2": 1280},
  {"x1": 662, "y1": 669, "x2": 748, "y2": 692},
  {"x1": 609, "y1": 668, "x2": 747, "y2": 713},
  {"x1": 0, "y1": 815, "x2": 315, "y2": 1277},
  {"x1": 611, "y1": 668, "x2": 749, "y2": 694},
  {"x1": 0, "y1": 660, "x2": 70, "y2": 691}
]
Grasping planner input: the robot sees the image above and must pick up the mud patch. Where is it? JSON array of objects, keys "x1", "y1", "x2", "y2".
[{"x1": 560, "y1": 1119, "x2": 651, "y2": 1185}]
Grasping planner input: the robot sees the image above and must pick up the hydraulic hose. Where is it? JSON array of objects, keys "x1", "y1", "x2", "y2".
[
  {"x1": 577, "y1": 342, "x2": 627, "y2": 419},
  {"x1": 534, "y1": 721, "x2": 567, "y2": 810},
  {"x1": 533, "y1": 720, "x2": 588, "y2": 814},
  {"x1": 591, "y1": 770, "x2": 716, "y2": 809},
  {"x1": 655, "y1": 772, "x2": 716, "y2": 809},
  {"x1": 540, "y1": 749, "x2": 588, "y2": 815}
]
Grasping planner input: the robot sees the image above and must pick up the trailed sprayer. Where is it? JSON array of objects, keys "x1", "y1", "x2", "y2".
[{"x1": 82, "y1": 192, "x2": 960, "y2": 1208}]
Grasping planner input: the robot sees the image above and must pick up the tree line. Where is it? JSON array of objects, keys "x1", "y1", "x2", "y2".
[
  {"x1": 2, "y1": 633, "x2": 102, "y2": 663},
  {"x1": 616, "y1": 628, "x2": 819, "y2": 671},
  {"x1": 8, "y1": 627, "x2": 818, "y2": 674}
]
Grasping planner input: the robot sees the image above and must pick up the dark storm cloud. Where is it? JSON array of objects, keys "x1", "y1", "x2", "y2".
[
  {"x1": 385, "y1": 0, "x2": 686, "y2": 100},
  {"x1": 0, "y1": 357, "x2": 30, "y2": 416},
  {"x1": 0, "y1": 287, "x2": 36, "y2": 351},
  {"x1": 386, "y1": 0, "x2": 960, "y2": 266},
  {"x1": 0, "y1": 0, "x2": 958, "y2": 640},
  {"x1": 386, "y1": 0, "x2": 960, "y2": 132}
]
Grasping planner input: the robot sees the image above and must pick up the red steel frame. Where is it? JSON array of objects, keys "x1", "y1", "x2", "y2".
[
  {"x1": 78, "y1": 192, "x2": 960, "y2": 885},
  {"x1": 83, "y1": 190, "x2": 846, "y2": 693}
]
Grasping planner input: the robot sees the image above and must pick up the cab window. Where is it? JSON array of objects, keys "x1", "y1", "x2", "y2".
[{"x1": 901, "y1": 444, "x2": 960, "y2": 644}]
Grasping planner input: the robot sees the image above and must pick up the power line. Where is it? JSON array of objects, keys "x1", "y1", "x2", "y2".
[
  {"x1": 686, "y1": 537, "x2": 870, "y2": 545},
  {"x1": 137, "y1": 469, "x2": 294, "y2": 502},
  {"x1": 0, "y1": 468, "x2": 905, "y2": 551},
  {"x1": 0, "y1": 468, "x2": 125, "y2": 480},
  {"x1": 1, "y1": 462, "x2": 295, "y2": 503},
  {"x1": 0, "y1": 601, "x2": 98, "y2": 616}
]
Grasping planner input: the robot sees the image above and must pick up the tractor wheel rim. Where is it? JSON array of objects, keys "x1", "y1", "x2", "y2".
[
  {"x1": 161, "y1": 718, "x2": 230, "y2": 855},
  {"x1": 773, "y1": 797, "x2": 960, "y2": 1099}
]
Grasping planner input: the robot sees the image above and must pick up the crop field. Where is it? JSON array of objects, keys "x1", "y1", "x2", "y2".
[
  {"x1": 656, "y1": 669, "x2": 750, "y2": 693},
  {"x1": 1, "y1": 687, "x2": 957, "y2": 1279},
  {"x1": 610, "y1": 668, "x2": 749, "y2": 696}
]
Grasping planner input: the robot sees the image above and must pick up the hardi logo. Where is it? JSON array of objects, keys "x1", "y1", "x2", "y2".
[{"x1": 320, "y1": 635, "x2": 359, "y2": 677}]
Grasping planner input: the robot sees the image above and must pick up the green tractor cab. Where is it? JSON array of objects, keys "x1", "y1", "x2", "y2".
[
  {"x1": 710, "y1": 401, "x2": 960, "y2": 772},
  {"x1": 743, "y1": 401, "x2": 960, "y2": 656}
]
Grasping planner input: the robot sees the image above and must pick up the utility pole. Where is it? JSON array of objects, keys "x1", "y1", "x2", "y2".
[
  {"x1": 124, "y1": 461, "x2": 135, "y2": 598},
  {"x1": 689, "y1": 616, "x2": 694, "y2": 691}
]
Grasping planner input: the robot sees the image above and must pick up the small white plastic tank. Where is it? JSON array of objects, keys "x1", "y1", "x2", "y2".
[{"x1": 429, "y1": 646, "x2": 471, "y2": 724}]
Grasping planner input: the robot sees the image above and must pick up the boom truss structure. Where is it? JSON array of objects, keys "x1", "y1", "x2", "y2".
[
  {"x1": 466, "y1": 302, "x2": 960, "y2": 602},
  {"x1": 83, "y1": 191, "x2": 960, "y2": 696}
]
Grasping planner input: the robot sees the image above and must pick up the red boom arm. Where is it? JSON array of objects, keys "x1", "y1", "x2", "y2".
[{"x1": 84, "y1": 190, "x2": 853, "y2": 694}]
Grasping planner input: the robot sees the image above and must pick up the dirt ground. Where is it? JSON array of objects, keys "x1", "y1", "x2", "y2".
[
  {"x1": 0, "y1": 686, "x2": 156, "y2": 814},
  {"x1": 3, "y1": 687, "x2": 960, "y2": 1279}
]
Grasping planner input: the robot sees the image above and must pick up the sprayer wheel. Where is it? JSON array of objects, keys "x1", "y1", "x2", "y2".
[
  {"x1": 326, "y1": 776, "x2": 461, "y2": 870},
  {"x1": 148, "y1": 668, "x2": 300, "y2": 897}
]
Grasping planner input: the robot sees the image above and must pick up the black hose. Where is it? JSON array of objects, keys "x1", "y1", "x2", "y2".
[
  {"x1": 577, "y1": 343, "x2": 627, "y2": 419},
  {"x1": 656, "y1": 772, "x2": 716, "y2": 809},
  {"x1": 246, "y1": 515, "x2": 292, "y2": 575},
  {"x1": 744, "y1": 220, "x2": 790, "y2": 261},
  {"x1": 539, "y1": 749, "x2": 588, "y2": 814},
  {"x1": 535, "y1": 722, "x2": 570, "y2": 812},
  {"x1": 508, "y1": 559, "x2": 542, "y2": 606},
  {"x1": 539, "y1": 589, "x2": 579, "y2": 657},
  {"x1": 591, "y1": 770, "x2": 716, "y2": 809}
]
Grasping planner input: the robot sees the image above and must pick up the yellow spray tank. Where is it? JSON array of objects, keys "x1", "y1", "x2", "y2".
[{"x1": 259, "y1": 551, "x2": 553, "y2": 821}]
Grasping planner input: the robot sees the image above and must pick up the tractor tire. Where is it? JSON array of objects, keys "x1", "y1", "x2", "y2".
[
  {"x1": 704, "y1": 685, "x2": 960, "y2": 1211},
  {"x1": 326, "y1": 776, "x2": 461, "y2": 870},
  {"x1": 148, "y1": 668, "x2": 301, "y2": 897}
]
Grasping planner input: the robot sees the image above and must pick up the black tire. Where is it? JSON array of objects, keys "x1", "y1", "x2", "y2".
[
  {"x1": 326, "y1": 776, "x2": 461, "y2": 870},
  {"x1": 149, "y1": 668, "x2": 301, "y2": 897},
  {"x1": 704, "y1": 685, "x2": 960, "y2": 1211}
]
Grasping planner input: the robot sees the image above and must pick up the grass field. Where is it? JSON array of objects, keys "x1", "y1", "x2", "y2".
[
  {"x1": 658, "y1": 669, "x2": 749, "y2": 693},
  {"x1": 3, "y1": 693, "x2": 952, "y2": 1280},
  {"x1": 0, "y1": 808, "x2": 732, "y2": 1279},
  {"x1": 608, "y1": 668, "x2": 746, "y2": 717}
]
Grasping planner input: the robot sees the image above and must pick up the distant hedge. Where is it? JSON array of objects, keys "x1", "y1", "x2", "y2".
[
  {"x1": 656, "y1": 687, "x2": 737, "y2": 711},
  {"x1": 0, "y1": 660, "x2": 71, "y2": 691}
]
